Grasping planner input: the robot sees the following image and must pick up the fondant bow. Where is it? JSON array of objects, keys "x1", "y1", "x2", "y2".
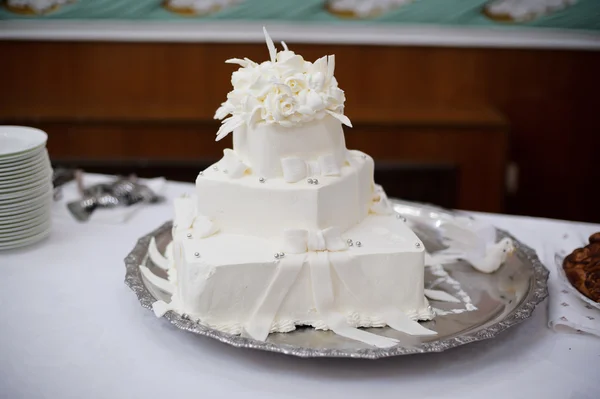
[
  {"x1": 219, "y1": 149, "x2": 249, "y2": 179},
  {"x1": 281, "y1": 154, "x2": 340, "y2": 183},
  {"x1": 282, "y1": 227, "x2": 347, "y2": 253},
  {"x1": 172, "y1": 195, "x2": 219, "y2": 239}
]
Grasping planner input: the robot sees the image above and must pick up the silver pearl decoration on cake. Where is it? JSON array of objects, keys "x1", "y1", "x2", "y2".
[
  {"x1": 194, "y1": 252, "x2": 200, "y2": 258},
  {"x1": 274, "y1": 253, "x2": 281, "y2": 259},
  {"x1": 313, "y1": 179, "x2": 319, "y2": 185},
  {"x1": 198, "y1": 171, "x2": 203, "y2": 176},
  {"x1": 361, "y1": 154, "x2": 367, "y2": 159},
  {"x1": 307, "y1": 178, "x2": 314, "y2": 184},
  {"x1": 396, "y1": 214, "x2": 407, "y2": 222},
  {"x1": 213, "y1": 166, "x2": 218, "y2": 171},
  {"x1": 181, "y1": 313, "x2": 189, "y2": 320},
  {"x1": 259, "y1": 177, "x2": 266, "y2": 183},
  {"x1": 278, "y1": 252, "x2": 285, "y2": 258},
  {"x1": 356, "y1": 241, "x2": 362, "y2": 247},
  {"x1": 186, "y1": 233, "x2": 192, "y2": 239},
  {"x1": 347, "y1": 239, "x2": 353, "y2": 244},
  {"x1": 415, "y1": 242, "x2": 422, "y2": 248}
]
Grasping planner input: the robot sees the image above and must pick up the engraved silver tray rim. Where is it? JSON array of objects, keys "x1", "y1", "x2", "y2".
[{"x1": 124, "y1": 203, "x2": 549, "y2": 359}]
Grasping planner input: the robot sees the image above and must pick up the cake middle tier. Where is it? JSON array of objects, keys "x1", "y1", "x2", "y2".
[{"x1": 197, "y1": 151, "x2": 375, "y2": 238}]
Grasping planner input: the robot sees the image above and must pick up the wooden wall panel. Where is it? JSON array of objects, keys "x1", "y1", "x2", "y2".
[
  {"x1": 27, "y1": 120, "x2": 507, "y2": 212},
  {"x1": 0, "y1": 41, "x2": 598, "y2": 221}
]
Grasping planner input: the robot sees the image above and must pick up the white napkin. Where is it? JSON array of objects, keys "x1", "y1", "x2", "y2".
[
  {"x1": 538, "y1": 229, "x2": 600, "y2": 337},
  {"x1": 53, "y1": 174, "x2": 167, "y2": 224}
]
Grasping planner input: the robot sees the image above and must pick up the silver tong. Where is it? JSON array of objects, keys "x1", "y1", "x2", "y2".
[{"x1": 67, "y1": 170, "x2": 165, "y2": 222}]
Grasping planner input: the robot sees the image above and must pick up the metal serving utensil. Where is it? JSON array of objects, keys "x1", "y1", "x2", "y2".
[{"x1": 67, "y1": 171, "x2": 165, "y2": 222}]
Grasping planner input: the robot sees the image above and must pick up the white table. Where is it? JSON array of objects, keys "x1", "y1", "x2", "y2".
[{"x1": 2, "y1": 180, "x2": 599, "y2": 399}]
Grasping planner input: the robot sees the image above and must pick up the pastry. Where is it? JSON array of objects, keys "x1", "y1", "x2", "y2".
[
  {"x1": 483, "y1": 0, "x2": 577, "y2": 23},
  {"x1": 563, "y1": 232, "x2": 600, "y2": 302}
]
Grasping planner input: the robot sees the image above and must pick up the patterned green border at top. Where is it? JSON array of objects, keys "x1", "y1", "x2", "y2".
[{"x1": 1, "y1": 0, "x2": 599, "y2": 32}]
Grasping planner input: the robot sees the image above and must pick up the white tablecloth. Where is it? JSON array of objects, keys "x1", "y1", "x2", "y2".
[{"x1": 2, "y1": 180, "x2": 599, "y2": 399}]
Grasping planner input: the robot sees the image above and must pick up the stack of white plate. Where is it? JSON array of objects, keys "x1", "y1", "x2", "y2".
[{"x1": 0, "y1": 126, "x2": 53, "y2": 250}]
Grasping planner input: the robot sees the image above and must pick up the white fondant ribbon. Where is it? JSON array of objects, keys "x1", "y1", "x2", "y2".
[
  {"x1": 148, "y1": 237, "x2": 170, "y2": 271},
  {"x1": 424, "y1": 289, "x2": 461, "y2": 304},
  {"x1": 244, "y1": 256, "x2": 305, "y2": 341},
  {"x1": 220, "y1": 149, "x2": 249, "y2": 178},
  {"x1": 243, "y1": 230, "x2": 434, "y2": 347},
  {"x1": 310, "y1": 252, "x2": 400, "y2": 348},
  {"x1": 281, "y1": 154, "x2": 340, "y2": 183},
  {"x1": 282, "y1": 227, "x2": 347, "y2": 253},
  {"x1": 330, "y1": 252, "x2": 437, "y2": 337},
  {"x1": 140, "y1": 265, "x2": 175, "y2": 295}
]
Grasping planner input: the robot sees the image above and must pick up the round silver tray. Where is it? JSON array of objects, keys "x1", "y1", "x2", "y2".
[{"x1": 124, "y1": 200, "x2": 549, "y2": 359}]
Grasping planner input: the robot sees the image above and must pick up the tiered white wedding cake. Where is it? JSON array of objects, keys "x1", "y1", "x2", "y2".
[{"x1": 144, "y1": 28, "x2": 438, "y2": 348}]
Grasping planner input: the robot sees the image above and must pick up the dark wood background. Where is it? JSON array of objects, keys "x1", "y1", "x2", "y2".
[{"x1": 1, "y1": 41, "x2": 598, "y2": 221}]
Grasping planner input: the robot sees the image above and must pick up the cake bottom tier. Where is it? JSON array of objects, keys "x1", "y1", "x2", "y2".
[{"x1": 159, "y1": 215, "x2": 434, "y2": 342}]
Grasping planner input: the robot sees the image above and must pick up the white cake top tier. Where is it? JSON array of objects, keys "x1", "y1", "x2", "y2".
[
  {"x1": 214, "y1": 27, "x2": 351, "y2": 138},
  {"x1": 232, "y1": 114, "x2": 347, "y2": 178}
]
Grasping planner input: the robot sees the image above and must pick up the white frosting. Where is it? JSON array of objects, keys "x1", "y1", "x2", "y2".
[
  {"x1": 161, "y1": 213, "x2": 433, "y2": 344},
  {"x1": 166, "y1": 0, "x2": 243, "y2": 13},
  {"x1": 7, "y1": 0, "x2": 69, "y2": 12},
  {"x1": 329, "y1": 0, "x2": 415, "y2": 17},
  {"x1": 145, "y1": 27, "x2": 442, "y2": 347},
  {"x1": 486, "y1": 0, "x2": 577, "y2": 20},
  {"x1": 214, "y1": 28, "x2": 351, "y2": 141},
  {"x1": 196, "y1": 150, "x2": 374, "y2": 239},
  {"x1": 232, "y1": 114, "x2": 347, "y2": 178}
]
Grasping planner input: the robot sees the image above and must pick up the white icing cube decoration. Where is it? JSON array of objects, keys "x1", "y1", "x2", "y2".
[{"x1": 145, "y1": 28, "x2": 438, "y2": 348}]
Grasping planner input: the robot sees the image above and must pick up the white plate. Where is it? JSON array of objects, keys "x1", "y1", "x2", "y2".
[
  {"x1": 0, "y1": 213, "x2": 51, "y2": 235},
  {"x1": 0, "y1": 203, "x2": 51, "y2": 224},
  {"x1": 0, "y1": 202, "x2": 48, "y2": 219},
  {"x1": 0, "y1": 163, "x2": 52, "y2": 187},
  {"x1": 0, "y1": 148, "x2": 48, "y2": 171},
  {"x1": 0, "y1": 168, "x2": 52, "y2": 190},
  {"x1": 0, "y1": 143, "x2": 45, "y2": 163},
  {"x1": 0, "y1": 167, "x2": 52, "y2": 193},
  {"x1": 0, "y1": 159, "x2": 49, "y2": 182},
  {"x1": 0, "y1": 218, "x2": 51, "y2": 242},
  {"x1": 0, "y1": 150, "x2": 49, "y2": 173},
  {"x1": 0, "y1": 189, "x2": 53, "y2": 212},
  {"x1": 0, "y1": 226, "x2": 51, "y2": 251},
  {"x1": 0, "y1": 148, "x2": 46, "y2": 168},
  {"x1": 0, "y1": 126, "x2": 48, "y2": 158},
  {"x1": 0, "y1": 181, "x2": 53, "y2": 201}
]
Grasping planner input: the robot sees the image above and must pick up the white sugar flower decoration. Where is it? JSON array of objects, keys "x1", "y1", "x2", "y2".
[{"x1": 214, "y1": 27, "x2": 352, "y2": 141}]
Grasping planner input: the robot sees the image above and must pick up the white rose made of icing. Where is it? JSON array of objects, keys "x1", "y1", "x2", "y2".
[{"x1": 214, "y1": 27, "x2": 352, "y2": 141}]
